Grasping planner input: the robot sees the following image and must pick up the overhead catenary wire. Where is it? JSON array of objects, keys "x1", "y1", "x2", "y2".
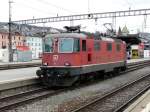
[
  {"x1": 35, "y1": 0, "x2": 78, "y2": 14},
  {"x1": 124, "y1": 0, "x2": 132, "y2": 10},
  {"x1": 15, "y1": 1, "x2": 56, "y2": 16}
]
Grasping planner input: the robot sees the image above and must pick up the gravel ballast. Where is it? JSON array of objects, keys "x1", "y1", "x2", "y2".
[{"x1": 6, "y1": 66, "x2": 150, "y2": 112}]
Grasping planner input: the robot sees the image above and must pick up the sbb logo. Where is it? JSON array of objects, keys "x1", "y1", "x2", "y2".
[{"x1": 53, "y1": 55, "x2": 58, "y2": 61}]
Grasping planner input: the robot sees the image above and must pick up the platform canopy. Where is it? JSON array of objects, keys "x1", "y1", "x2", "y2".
[{"x1": 116, "y1": 34, "x2": 141, "y2": 45}]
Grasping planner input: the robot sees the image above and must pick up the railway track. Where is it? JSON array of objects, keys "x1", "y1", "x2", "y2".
[
  {"x1": 0, "y1": 86, "x2": 66, "y2": 111},
  {"x1": 122, "y1": 60, "x2": 150, "y2": 73},
  {"x1": 71, "y1": 71, "x2": 150, "y2": 112},
  {"x1": 127, "y1": 60, "x2": 150, "y2": 69},
  {"x1": 0, "y1": 61, "x2": 150, "y2": 111}
]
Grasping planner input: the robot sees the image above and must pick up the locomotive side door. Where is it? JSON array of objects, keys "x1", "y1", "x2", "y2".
[
  {"x1": 81, "y1": 39, "x2": 92, "y2": 65},
  {"x1": 87, "y1": 39, "x2": 93, "y2": 64},
  {"x1": 81, "y1": 39, "x2": 88, "y2": 65}
]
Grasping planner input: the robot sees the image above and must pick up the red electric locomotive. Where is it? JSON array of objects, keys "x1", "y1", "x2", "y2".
[{"x1": 36, "y1": 27, "x2": 127, "y2": 87}]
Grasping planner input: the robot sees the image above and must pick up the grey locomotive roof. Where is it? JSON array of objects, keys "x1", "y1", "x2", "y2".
[
  {"x1": 45, "y1": 33, "x2": 87, "y2": 38},
  {"x1": 101, "y1": 37, "x2": 114, "y2": 42},
  {"x1": 45, "y1": 33, "x2": 123, "y2": 43},
  {"x1": 101, "y1": 37, "x2": 123, "y2": 43}
]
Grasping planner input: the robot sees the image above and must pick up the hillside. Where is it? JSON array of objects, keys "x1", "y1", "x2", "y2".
[{"x1": 0, "y1": 22, "x2": 61, "y2": 37}]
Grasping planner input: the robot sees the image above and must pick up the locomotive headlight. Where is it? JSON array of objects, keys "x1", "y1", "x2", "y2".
[
  {"x1": 64, "y1": 62, "x2": 71, "y2": 66},
  {"x1": 43, "y1": 62, "x2": 48, "y2": 66}
]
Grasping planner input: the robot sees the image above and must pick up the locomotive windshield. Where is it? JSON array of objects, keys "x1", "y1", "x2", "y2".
[
  {"x1": 59, "y1": 38, "x2": 73, "y2": 52},
  {"x1": 44, "y1": 37, "x2": 53, "y2": 52},
  {"x1": 59, "y1": 38, "x2": 80, "y2": 53}
]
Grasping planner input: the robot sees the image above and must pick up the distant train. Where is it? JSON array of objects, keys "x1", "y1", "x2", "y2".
[{"x1": 36, "y1": 27, "x2": 127, "y2": 87}]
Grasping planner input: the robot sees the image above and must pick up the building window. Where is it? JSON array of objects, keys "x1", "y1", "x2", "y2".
[
  {"x1": 19, "y1": 37, "x2": 20, "y2": 40},
  {"x1": 107, "y1": 43, "x2": 112, "y2": 51},
  {"x1": 14, "y1": 36, "x2": 15, "y2": 40},
  {"x1": 2, "y1": 41, "x2": 4, "y2": 46}
]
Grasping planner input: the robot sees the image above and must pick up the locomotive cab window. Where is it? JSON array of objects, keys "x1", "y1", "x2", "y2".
[
  {"x1": 82, "y1": 40, "x2": 86, "y2": 51},
  {"x1": 107, "y1": 43, "x2": 112, "y2": 51},
  {"x1": 44, "y1": 37, "x2": 53, "y2": 52}
]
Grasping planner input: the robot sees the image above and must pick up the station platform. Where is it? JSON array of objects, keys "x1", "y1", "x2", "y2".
[
  {"x1": 127, "y1": 58, "x2": 150, "y2": 64},
  {"x1": 0, "y1": 67, "x2": 38, "y2": 91},
  {"x1": 0, "y1": 58, "x2": 150, "y2": 91},
  {"x1": 0, "y1": 59, "x2": 41, "y2": 65},
  {"x1": 124, "y1": 89, "x2": 150, "y2": 112}
]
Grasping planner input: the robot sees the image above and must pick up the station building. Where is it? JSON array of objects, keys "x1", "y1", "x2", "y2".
[
  {"x1": 0, "y1": 32, "x2": 25, "y2": 49},
  {"x1": 0, "y1": 32, "x2": 32, "y2": 62},
  {"x1": 117, "y1": 33, "x2": 150, "y2": 59},
  {"x1": 25, "y1": 36, "x2": 42, "y2": 59}
]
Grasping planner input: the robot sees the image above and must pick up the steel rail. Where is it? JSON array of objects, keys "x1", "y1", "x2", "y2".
[
  {"x1": 0, "y1": 87, "x2": 65, "y2": 111},
  {"x1": 113, "y1": 85, "x2": 150, "y2": 112},
  {"x1": 71, "y1": 70, "x2": 150, "y2": 112}
]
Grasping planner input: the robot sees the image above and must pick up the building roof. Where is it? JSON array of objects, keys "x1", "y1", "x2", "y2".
[
  {"x1": 0, "y1": 31, "x2": 22, "y2": 36},
  {"x1": 122, "y1": 25, "x2": 129, "y2": 35},
  {"x1": 45, "y1": 32, "x2": 123, "y2": 43}
]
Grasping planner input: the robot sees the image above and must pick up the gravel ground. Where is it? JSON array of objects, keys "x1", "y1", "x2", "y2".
[
  {"x1": 6, "y1": 66, "x2": 150, "y2": 112},
  {"x1": 75, "y1": 76, "x2": 150, "y2": 112}
]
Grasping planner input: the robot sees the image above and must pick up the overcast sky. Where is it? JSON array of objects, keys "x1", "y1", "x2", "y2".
[{"x1": 1, "y1": 0, "x2": 150, "y2": 32}]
